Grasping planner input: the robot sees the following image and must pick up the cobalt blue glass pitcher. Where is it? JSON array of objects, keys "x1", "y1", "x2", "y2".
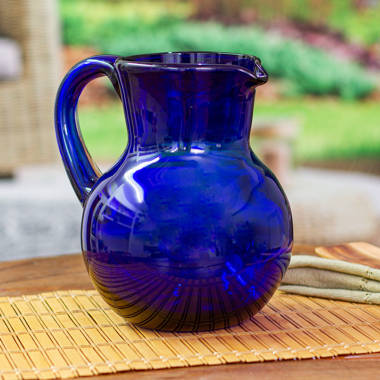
[{"x1": 55, "y1": 52, "x2": 293, "y2": 331}]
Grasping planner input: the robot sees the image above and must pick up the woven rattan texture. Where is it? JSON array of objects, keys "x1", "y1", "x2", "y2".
[
  {"x1": 0, "y1": 0, "x2": 61, "y2": 173},
  {"x1": 1, "y1": 290, "x2": 380, "y2": 379}
]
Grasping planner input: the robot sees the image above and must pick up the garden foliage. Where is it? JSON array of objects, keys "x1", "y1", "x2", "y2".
[{"x1": 61, "y1": 1, "x2": 375, "y2": 100}]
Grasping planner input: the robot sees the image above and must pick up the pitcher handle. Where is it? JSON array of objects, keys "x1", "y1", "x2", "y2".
[{"x1": 55, "y1": 55, "x2": 121, "y2": 204}]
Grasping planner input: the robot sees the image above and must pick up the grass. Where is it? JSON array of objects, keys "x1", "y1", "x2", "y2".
[
  {"x1": 78, "y1": 98, "x2": 380, "y2": 164},
  {"x1": 254, "y1": 98, "x2": 380, "y2": 162}
]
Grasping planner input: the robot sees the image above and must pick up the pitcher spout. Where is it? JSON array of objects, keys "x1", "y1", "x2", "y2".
[
  {"x1": 221, "y1": 54, "x2": 268, "y2": 87},
  {"x1": 251, "y1": 57, "x2": 268, "y2": 85}
]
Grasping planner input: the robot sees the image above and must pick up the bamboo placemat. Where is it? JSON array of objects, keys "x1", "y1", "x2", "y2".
[{"x1": 1, "y1": 290, "x2": 380, "y2": 379}]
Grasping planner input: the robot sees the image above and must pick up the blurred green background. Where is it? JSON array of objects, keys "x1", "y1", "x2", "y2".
[{"x1": 59, "y1": 0, "x2": 380, "y2": 168}]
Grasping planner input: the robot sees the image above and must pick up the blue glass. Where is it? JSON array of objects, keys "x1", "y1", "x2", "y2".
[{"x1": 55, "y1": 52, "x2": 293, "y2": 331}]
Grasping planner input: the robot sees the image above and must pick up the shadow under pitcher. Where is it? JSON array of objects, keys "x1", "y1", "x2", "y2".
[{"x1": 55, "y1": 52, "x2": 293, "y2": 331}]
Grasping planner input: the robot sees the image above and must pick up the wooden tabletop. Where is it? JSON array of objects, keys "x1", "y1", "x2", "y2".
[{"x1": 1, "y1": 245, "x2": 379, "y2": 380}]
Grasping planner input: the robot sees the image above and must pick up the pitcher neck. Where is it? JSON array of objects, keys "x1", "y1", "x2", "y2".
[
  {"x1": 118, "y1": 67, "x2": 257, "y2": 153},
  {"x1": 127, "y1": 92, "x2": 256, "y2": 153}
]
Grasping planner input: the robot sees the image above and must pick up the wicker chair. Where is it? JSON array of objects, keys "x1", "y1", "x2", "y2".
[{"x1": 0, "y1": 0, "x2": 61, "y2": 175}]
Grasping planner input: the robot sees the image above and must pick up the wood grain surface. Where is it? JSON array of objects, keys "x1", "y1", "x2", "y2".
[
  {"x1": 316, "y1": 242, "x2": 380, "y2": 268},
  {"x1": 1, "y1": 244, "x2": 379, "y2": 379}
]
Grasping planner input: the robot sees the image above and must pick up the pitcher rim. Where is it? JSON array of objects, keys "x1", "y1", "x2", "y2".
[
  {"x1": 116, "y1": 51, "x2": 268, "y2": 83},
  {"x1": 121, "y1": 51, "x2": 258, "y2": 62}
]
